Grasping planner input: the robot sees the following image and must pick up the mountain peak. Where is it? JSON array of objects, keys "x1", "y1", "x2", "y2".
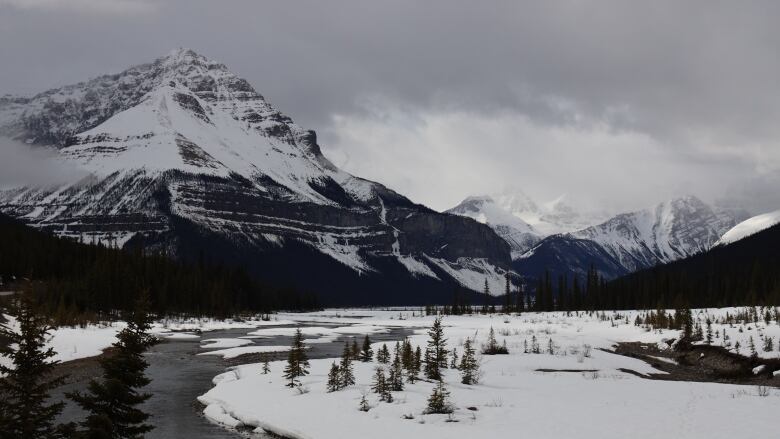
[{"x1": 164, "y1": 47, "x2": 204, "y2": 61}]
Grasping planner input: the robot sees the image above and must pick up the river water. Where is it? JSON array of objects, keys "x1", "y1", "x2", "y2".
[{"x1": 54, "y1": 323, "x2": 416, "y2": 438}]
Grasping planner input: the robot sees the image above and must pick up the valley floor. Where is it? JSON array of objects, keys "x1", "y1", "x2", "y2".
[
  {"x1": 3, "y1": 307, "x2": 779, "y2": 438},
  {"x1": 198, "y1": 308, "x2": 780, "y2": 439}
]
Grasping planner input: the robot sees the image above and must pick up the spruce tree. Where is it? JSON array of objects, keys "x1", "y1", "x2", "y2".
[
  {"x1": 459, "y1": 337, "x2": 479, "y2": 385},
  {"x1": 400, "y1": 338, "x2": 413, "y2": 371},
  {"x1": 358, "y1": 394, "x2": 370, "y2": 412},
  {"x1": 749, "y1": 336, "x2": 757, "y2": 357},
  {"x1": 282, "y1": 328, "x2": 310, "y2": 387},
  {"x1": 359, "y1": 335, "x2": 373, "y2": 362},
  {"x1": 339, "y1": 342, "x2": 356, "y2": 388},
  {"x1": 482, "y1": 278, "x2": 490, "y2": 314},
  {"x1": 0, "y1": 295, "x2": 66, "y2": 439},
  {"x1": 371, "y1": 367, "x2": 392, "y2": 402},
  {"x1": 326, "y1": 362, "x2": 341, "y2": 392},
  {"x1": 424, "y1": 380, "x2": 453, "y2": 414},
  {"x1": 450, "y1": 347, "x2": 458, "y2": 369},
  {"x1": 68, "y1": 291, "x2": 156, "y2": 438},
  {"x1": 424, "y1": 317, "x2": 448, "y2": 380},
  {"x1": 261, "y1": 354, "x2": 271, "y2": 375},
  {"x1": 377, "y1": 343, "x2": 390, "y2": 364},
  {"x1": 351, "y1": 339, "x2": 360, "y2": 359},
  {"x1": 531, "y1": 335, "x2": 540, "y2": 354},
  {"x1": 504, "y1": 272, "x2": 512, "y2": 314},
  {"x1": 389, "y1": 350, "x2": 404, "y2": 391}
]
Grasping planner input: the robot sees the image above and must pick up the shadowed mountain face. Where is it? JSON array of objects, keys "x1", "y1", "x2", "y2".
[{"x1": 0, "y1": 48, "x2": 511, "y2": 304}]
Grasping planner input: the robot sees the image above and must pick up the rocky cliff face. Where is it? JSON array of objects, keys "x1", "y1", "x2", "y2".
[{"x1": 0, "y1": 49, "x2": 511, "y2": 304}]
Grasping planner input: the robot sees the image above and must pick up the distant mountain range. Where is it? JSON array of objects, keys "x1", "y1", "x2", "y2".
[
  {"x1": 602, "y1": 217, "x2": 780, "y2": 308},
  {"x1": 446, "y1": 191, "x2": 610, "y2": 256},
  {"x1": 1, "y1": 48, "x2": 772, "y2": 305},
  {"x1": 0, "y1": 48, "x2": 511, "y2": 305},
  {"x1": 449, "y1": 192, "x2": 751, "y2": 284}
]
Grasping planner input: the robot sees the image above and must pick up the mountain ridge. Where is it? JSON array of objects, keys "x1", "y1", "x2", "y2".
[{"x1": 0, "y1": 48, "x2": 512, "y2": 303}]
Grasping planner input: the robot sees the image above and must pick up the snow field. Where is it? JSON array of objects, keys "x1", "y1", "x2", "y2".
[{"x1": 199, "y1": 309, "x2": 780, "y2": 439}]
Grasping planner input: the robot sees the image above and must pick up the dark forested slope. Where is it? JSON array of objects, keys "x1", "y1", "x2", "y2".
[
  {"x1": 0, "y1": 214, "x2": 318, "y2": 318},
  {"x1": 600, "y1": 222, "x2": 780, "y2": 309}
]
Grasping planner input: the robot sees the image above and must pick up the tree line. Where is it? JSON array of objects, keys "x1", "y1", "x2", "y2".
[
  {"x1": 436, "y1": 223, "x2": 780, "y2": 314},
  {"x1": 0, "y1": 214, "x2": 319, "y2": 321},
  {"x1": 1, "y1": 293, "x2": 157, "y2": 438}
]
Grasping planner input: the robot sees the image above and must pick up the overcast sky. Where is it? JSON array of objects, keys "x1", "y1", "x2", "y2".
[{"x1": 1, "y1": 0, "x2": 779, "y2": 214}]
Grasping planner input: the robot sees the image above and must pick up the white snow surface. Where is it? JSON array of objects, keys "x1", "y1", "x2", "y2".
[
  {"x1": 715, "y1": 209, "x2": 780, "y2": 246},
  {"x1": 198, "y1": 345, "x2": 292, "y2": 360},
  {"x1": 0, "y1": 314, "x2": 296, "y2": 369},
  {"x1": 199, "y1": 308, "x2": 780, "y2": 439},
  {"x1": 424, "y1": 256, "x2": 508, "y2": 295},
  {"x1": 200, "y1": 338, "x2": 254, "y2": 349}
]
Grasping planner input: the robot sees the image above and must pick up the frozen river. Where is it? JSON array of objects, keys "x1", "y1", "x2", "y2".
[{"x1": 55, "y1": 323, "x2": 416, "y2": 438}]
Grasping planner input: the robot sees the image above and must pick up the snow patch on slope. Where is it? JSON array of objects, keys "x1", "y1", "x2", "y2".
[
  {"x1": 715, "y1": 209, "x2": 780, "y2": 246},
  {"x1": 424, "y1": 256, "x2": 506, "y2": 294}
]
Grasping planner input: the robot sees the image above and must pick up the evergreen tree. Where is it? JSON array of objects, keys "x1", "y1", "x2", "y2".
[
  {"x1": 414, "y1": 345, "x2": 422, "y2": 375},
  {"x1": 424, "y1": 317, "x2": 448, "y2": 380},
  {"x1": 359, "y1": 335, "x2": 373, "y2": 362},
  {"x1": 282, "y1": 328, "x2": 310, "y2": 387},
  {"x1": 400, "y1": 339, "x2": 413, "y2": 371},
  {"x1": 504, "y1": 272, "x2": 512, "y2": 314},
  {"x1": 389, "y1": 350, "x2": 404, "y2": 391},
  {"x1": 705, "y1": 318, "x2": 713, "y2": 345},
  {"x1": 68, "y1": 291, "x2": 156, "y2": 438},
  {"x1": 459, "y1": 337, "x2": 479, "y2": 385},
  {"x1": 424, "y1": 381, "x2": 453, "y2": 414},
  {"x1": 377, "y1": 343, "x2": 390, "y2": 364},
  {"x1": 339, "y1": 342, "x2": 356, "y2": 388},
  {"x1": 482, "y1": 278, "x2": 490, "y2": 314},
  {"x1": 482, "y1": 326, "x2": 507, "y2": 355},
  {"x1": 450, "y1": 348, "x2": 458, "y2": 369},
  {"x1": 676, "y1": 308, "x2": 694, "y2": 341},
  {"x1": 749, "y1": 336, "x2": 757, "y2": 357},
  {"x1": 371, "y1": 367, "x2": 392, "y2": 402},
  {"x1": 358, "y1": 394, "x2": 370, "y2": 412},
  {"x1": 326, "y1": 362, "x2": 341, "y2": 392},
  {"x1": 351, "y1": 339, "x2": 360, "y2": 359},
  {"x1": 0, "y1": 295, "x2": 65, "y2": 439},
  {"x1": 261, "y1": 355, "x2": 271, "y2": 375},
  {"x1": 531, "y1": 335, "x2": 540, "y2": 354}
]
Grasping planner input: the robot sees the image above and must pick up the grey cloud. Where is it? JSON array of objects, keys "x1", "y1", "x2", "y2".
[
  {"x1": 0, "y1": 0, "x2": 778, "y2": 213},
  {"x1": 0, "y1": 139, "x2": 88, "y2": 188}
]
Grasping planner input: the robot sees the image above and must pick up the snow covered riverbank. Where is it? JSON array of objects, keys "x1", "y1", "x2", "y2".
[
  {"x1": 0, "y1": 314, "x2": 296, "y2": 367},
  {"x1": 198, "y1": 309, "x2": 780, "y2": 439}
]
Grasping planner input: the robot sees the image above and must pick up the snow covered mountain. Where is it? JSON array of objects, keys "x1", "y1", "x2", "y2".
[
  {"x1": 0, "y1": 48, "x2": 511, "y2": 304},
  {"x1": 445, "y1": 195, "x2": 543, "y2": 257},
  {"x1": 446, "y1": 190, "x2": 609, "y2": 255},
  {"x1": 715, "y1": 209, "x2": 780, "y2": 246},
  {"x1": 515, "y1": 195, "x2": 749, "y2": 281}
]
